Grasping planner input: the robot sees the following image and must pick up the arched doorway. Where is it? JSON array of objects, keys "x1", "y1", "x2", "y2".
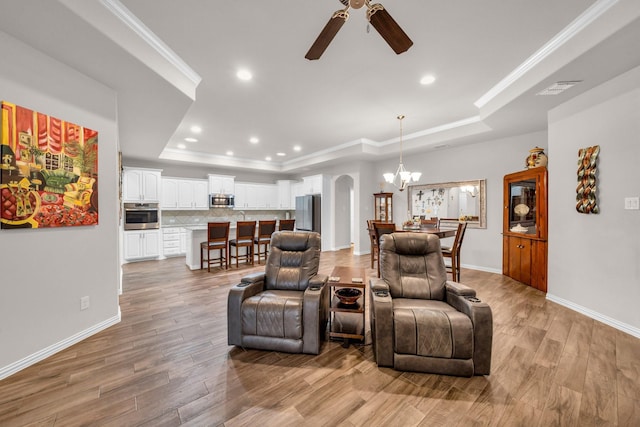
[{"x1": 334, "y1": 174, "x2": 354, "y2": 250}]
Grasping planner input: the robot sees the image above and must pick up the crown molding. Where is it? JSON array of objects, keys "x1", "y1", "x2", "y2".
[
  {"x1": 474, "y1": 0, "x2": 620, "y2": 109},
  {"x1": 100, "y1": 0, "x2": 201, "y2": 88}
]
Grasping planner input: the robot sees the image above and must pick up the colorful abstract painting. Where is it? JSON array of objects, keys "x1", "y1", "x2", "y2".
[
  {"x1": 1, "y1": 101, "x2": 98, "y2": 228},
  {"x1": 576, "y1": 145, "x2": 600, "y2": 214}
]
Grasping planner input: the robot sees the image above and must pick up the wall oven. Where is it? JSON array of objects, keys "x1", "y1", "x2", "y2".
[{"x1": 123, "y1": 203, "x2": 160, "y2": 230}]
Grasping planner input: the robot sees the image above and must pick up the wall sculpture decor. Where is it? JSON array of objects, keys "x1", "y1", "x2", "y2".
[
  {"x1": 576, "y1": 145, "x2": 600, "y2": 214},
  {"x1": 1, "y1": 101, "x2": 99, "y2": 228}
]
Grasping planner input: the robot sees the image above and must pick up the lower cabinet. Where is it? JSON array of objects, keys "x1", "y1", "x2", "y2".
[
  {"x1": 503, "y1": 236, "x2": 547, "y2": 292},
  {"x1": 124, "y1": 230, "x2": 161, "y2": 261},
  {"x1": 163, "y1": 227, "x2": 186, "y2": 257}
]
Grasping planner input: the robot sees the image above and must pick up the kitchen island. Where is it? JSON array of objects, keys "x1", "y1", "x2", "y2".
[{"x1": 184, "y1": 224, "x2": 237, "y2": 270}]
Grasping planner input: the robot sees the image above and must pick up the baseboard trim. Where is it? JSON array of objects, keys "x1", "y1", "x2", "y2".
[
  {"x1": 546, "y1": 293, "x2": 640, "y2": 339},
  {"x1": 461, "y1": 264, "x2": 502, "y2": 275},
  {"x1": 0, "y1": 310, "x2": 121, "y2": 381}
]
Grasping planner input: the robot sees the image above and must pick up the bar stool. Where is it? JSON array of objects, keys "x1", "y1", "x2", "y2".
[
  {"x1": 254, "y1": 220, "x2": 276, "y2": 264},
  {"x1": 278, "y1": 219, "x2": 295, "y2": 231},
  {"x1": 200, "y1": 222, "x2": 230, "y2": 271},
  {"x1": 229, "y1": 221, "x2": 256, "y2": 267}
]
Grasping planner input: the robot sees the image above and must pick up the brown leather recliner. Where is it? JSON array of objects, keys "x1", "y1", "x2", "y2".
[
  {"x1": 370, "y1": 232, "x2": 492, "y2": 376},
  {"x1": 227, "y1": 231, "x2": 329, "y2": 354}
]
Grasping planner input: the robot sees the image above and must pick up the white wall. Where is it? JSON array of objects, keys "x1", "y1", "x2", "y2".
[
  {"x1": 547, "y1": 65, "x2": 640, "y2": 335},
  {"x1": 334, "y1": 175, "x2": 353, "y2": 250},
  {"x1": 375, "y1": 132, "x2": 547, "y2": 272},
  {"x1": 0, "y1": 32, "x2": 120, "y2": 378}
]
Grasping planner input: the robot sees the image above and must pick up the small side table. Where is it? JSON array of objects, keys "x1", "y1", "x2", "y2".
[{"x1": 328, "y1": 266, "x2": 366, "y2": 347}]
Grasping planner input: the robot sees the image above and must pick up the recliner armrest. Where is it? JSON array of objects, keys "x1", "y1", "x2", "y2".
[
  {"x1": 445, "y1": 281, "x2": 476, "y2": 297},
  {"x1": 370, "y1": 278, "x2": 393, "y2": 367},
  {"x1": 370, "y1": 278, "x2": 390, "y2": 296},
  {"x1": 308, "y1": 274, "x2": 328, "y2": 290},
  {"x1": 228, "y1": 280, "x2": 265, "y2": 347},
  {"x1": 240, "y1": 272, "x2": 266, "y2": 285}
]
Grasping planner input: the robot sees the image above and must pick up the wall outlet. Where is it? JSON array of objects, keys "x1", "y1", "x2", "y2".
[
  {"x1": 624, "y1": 197, "x2": 639, "y2": 210},
  {"x1": 80, "y1": 296, "x2": 90, "y2": 311}
]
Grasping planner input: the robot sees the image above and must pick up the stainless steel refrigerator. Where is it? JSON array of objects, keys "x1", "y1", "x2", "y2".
[{"x1": 295, "y1": 195, "x2": 321, "y2": 233}]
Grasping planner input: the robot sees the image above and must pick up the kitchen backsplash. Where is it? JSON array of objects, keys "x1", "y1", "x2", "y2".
[{"x1": 161, "y1": 209, "x2": 292, "y2": 227}]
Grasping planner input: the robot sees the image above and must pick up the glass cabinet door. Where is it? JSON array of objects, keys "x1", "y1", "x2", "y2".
[
  {"x1": 374, "y1": 193, "x2": 393, "y2": 222},
  {"x1": 508, "y1": 179, "x2": 537, "y2": 234}
]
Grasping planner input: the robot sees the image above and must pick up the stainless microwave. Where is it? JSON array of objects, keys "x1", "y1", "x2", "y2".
[
  {"x1": 209, "y1": 194, "x2": 234, "y2": 208},
  {"x1": 123, "y1": 203, "x2": 160, "y2": 230}
]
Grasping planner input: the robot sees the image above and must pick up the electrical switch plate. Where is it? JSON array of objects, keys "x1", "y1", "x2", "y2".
[
  {"x1": 624, "y1": 197, "x2": 639, "y2": 210},
  {"x1": 80, "y1": 296, "x2": 90, "y2": 311}
]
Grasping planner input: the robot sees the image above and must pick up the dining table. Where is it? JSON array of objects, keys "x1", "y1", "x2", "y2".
[{"x1": 395, "y1": 226, "x2": 457, "y2": 239}]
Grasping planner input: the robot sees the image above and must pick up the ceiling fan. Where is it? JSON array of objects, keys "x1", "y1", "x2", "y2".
[{"x1": 305, "y1": 0, "x2": 413, "y2": 60}]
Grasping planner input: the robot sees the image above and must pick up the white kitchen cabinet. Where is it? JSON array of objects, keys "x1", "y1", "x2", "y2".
[
  {"x1": 161, "y1": 178, "x2": 179, "y2": 209},
  {"x1": 302, "y1": 174, "x2": 323, "y2": 195},
  {"x1": 277, "y1": 180, "x2": 293, "y2": 209},
  {"x1": 234, "y1": 182, "x2": 278, "y2": 209},
  {"x1": 124, "y1": 230, "x2": 161, "y2": 261},
  {"x1": 234, "y1": 183, "x2": 249, "y2": 208},
  {"x1": 122, "y1": 167, "x2": 162, "y2": 202},
  {"x1": 162, "y1": 178, "x2": 208, "y2": 210},
  {"x1": 162, "y1": 227, "x2": 184, "y2": 257},
  {"x1": 208, "y1": 174, "x2": 235, "y2": 195},
  {"x1": 192, "y1": 180, "x2": 209, "y2": 209}
]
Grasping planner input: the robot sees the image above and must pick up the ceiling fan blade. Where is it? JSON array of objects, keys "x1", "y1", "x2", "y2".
[
  {"x1": 367, "y1": 5, "x2": 413, "y2": 55},
  {"x1": 305, "y1": 11, "x2": 348, "y2": 60}
]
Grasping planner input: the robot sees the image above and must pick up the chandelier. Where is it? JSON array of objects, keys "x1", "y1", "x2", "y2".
[{"x1": 383, "y1": 115, "x2": 421, "y2": 191}]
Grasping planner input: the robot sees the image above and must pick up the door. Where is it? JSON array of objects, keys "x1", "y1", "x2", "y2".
[{"x1": 506, "y1": 236, "x2": 532, "y2": 285}]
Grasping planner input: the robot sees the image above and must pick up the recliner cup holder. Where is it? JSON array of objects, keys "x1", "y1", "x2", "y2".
[{"x1": 464, "y1": 296, "x2": 481, "y2": 303}]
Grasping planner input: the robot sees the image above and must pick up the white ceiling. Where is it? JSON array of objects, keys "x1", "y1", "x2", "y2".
[{"x1": 1, "y1": 0, "x2": 640, "y2": 175}]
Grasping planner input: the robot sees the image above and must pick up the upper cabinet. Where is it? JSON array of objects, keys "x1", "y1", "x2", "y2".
[
  {"x1": 234, "y1": 182, "x2": 278, "y2": 209},
  {"x1": 208, "y1": 174, "x2": 235, "y2": 195},
  {"x1": 122, "y1": 167, "x2": 161, "y2": 203},
  {"x1": 302, "y1": 174, "x2": 323, "y2": 195},
  {"x1": 277, "y1": 180, "x2": 293, "y2": 209},
  {"x1": 162, "y1": 178, "x2": 208, "y2": 210}
]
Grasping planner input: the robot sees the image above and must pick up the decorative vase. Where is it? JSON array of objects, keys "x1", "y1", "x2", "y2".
[{"x1": 526, "y1": 147, "x2": 548, "y2": 169}]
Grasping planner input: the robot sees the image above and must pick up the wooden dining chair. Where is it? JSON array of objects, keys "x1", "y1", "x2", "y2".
[
  {"x1": 373, "y1": 221, "x2": 396, "y2": 277},
  {"x1": 420, "y1": 218, "x2": 440, "y2": 229},
  {"x1": 254, "y1": 220, "x2": 277, "y2": 264},
  {"x1": 200, "y1": 222, "x2": 230, "y2": 272},
  {"x1": 367, "y1": 220, "x2": 380, "y2": 269},
  {"x1": 442, "y1": 221, "x2": 468, "y2": 282},
  {"x1": 229, "y1": 221, "x2": 257, "y2": 267},
  {"x1": 278, "y1": 219, "x2": 295, "y2": 231}
]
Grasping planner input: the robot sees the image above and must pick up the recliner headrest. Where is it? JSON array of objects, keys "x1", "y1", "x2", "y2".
[{"x1": 271, "y1": 231, "x2": 321, "y2": 252}]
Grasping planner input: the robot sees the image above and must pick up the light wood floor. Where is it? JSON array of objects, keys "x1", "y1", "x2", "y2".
[{"x1": 1, "y1": 249, "x2": 639, "y2": 426}]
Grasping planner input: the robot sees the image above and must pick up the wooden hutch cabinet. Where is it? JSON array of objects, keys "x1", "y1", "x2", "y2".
[
  {"x1": 503, "y1": 167, "x2": 548, "y2": 292},
  {"x1": 374, "y1": 192, "x2": 393, "y2": 222}
]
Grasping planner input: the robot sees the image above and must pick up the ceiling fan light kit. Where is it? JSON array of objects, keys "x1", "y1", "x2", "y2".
[{"x1": 306, "y1": 0, "x2": 413, "y2": 60}]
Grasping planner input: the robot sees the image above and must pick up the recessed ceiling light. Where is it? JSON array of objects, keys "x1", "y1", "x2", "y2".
[
  {"x1": 190, "y1": 125, "x2": 202, "y2": 133},
  {"x1": 420, "y1": 75, "x2": 436, "y2": 85},
  {"x1": 177, "y1": 143, "x2": 186, "y2": 149},
  {"x1": 249, "y1": 137, "x2": 259, "y2": 144},
  {"x1": 293, "y1": 145, "x2": 301, "y2": 152},
  {"x1": 276, "y1": 152, "x2": 286, "y2": 157},
  {"x1": 226, "y1": 151, "x2": 234, "y2": 156},
  {"x1": 184, "y1": 137, "x2": 198, "y2": 142},
  {"x1": 236, "y1": 69, "x2": 253, "y2": 81},
  {"x1": 265, "y1": 156, "x2": 272, "y2": 161}
]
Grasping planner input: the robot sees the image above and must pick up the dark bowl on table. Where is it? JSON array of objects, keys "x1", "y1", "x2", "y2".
[{"x1": 335, "y1": 288, "x2": 362, "y2": 306}]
